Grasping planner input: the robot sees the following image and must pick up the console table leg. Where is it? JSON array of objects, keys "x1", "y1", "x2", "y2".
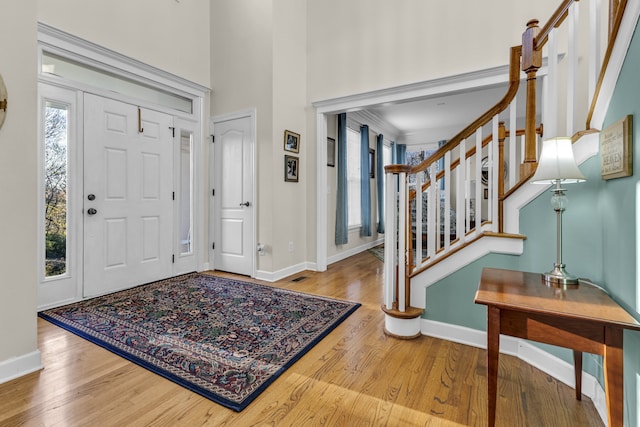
[
  {"x1": 573, "y1": 350, "x2": 582, "y2": 400},
  {"x1": 604, "y1": 326, "x2": 624, "y2": 427},
  {"x1": 487, "y1": 306, "x2": 501, "y2": 427}
]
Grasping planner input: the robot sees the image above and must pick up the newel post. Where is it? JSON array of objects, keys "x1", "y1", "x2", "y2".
[
  {"x1": 382, "y1": 164, "x2": 424, "y2": 339},
  {"x1": 521, "y1": 19, "x2": 542, "y2": 178}
]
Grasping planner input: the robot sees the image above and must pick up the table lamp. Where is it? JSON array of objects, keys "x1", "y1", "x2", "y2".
[{"x1": 531, "y1": 137, "x2": 586, "y2": 286}]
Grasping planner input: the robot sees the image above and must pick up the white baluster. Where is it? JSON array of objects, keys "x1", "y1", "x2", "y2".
[
  {"x1": 465, "y1": 155, "x2": 472, "y2": 234},
  {"x1": 567, "y1": 2, "x2": 579, "y2": 136},
  {"x1": 589, "y1": 0, "x2": 602, "y2": 105},
  {"x1": 427, "y1": 164, "x2": 437, "y2": 259},
  {"x1": 491, "y1": 116, "x2": 499, "y2": 232},
  {"x1": 444, "y1": 151, "x2": 451, "y2": 250},
  {"x1": 548, "y1": 28, "x2": 559, "y2": 137},
  {"x1": 398, "y1": 171, "x2": 407, "y2": 312},
  {"x1": 475, "y1": 128, "x2": 483, "y2": 235},
  {"x1": 509, "y1": 96, "x2": 517, "y2": 189},
  {"x1": 415, "y1": 172, "x2": 423, "y2": 267},
  {"x1": 435, "y1": 172, "x2": 442, "y2": 252},
  {"x1": 457, "y1": 141, "x2": 466, "y2": 243}
]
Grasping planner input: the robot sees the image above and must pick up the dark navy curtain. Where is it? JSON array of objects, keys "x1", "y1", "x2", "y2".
[
  {"x1": 360, "y1": 125, "x2": 372, "y2": 237},
  {"x1": 391, "y1": 142, "x2": 406, "y2": 164},
  {"x1": 397, "y1": 143, "x2": 406, "y2": 164},
  {"x1": 335, "y1": 113, "x2": 349, "y2": 245},
  {"x1": 376, "y1": 133, "x2": 385, "y2": 233}
]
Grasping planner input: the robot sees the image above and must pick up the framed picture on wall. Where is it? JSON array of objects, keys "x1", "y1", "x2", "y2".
[
  {"x1": 284, "y1": 130, "x2": 300, "y2": 153},
  {"x1": 600, "y1": 115, "x2": 633, "y2": 180},
  {"x1": 285, "y1": 155, "x2": 299, "y2": 182},
  {"x1": 327, "y1": 137, "x2": 336, "y2": 167}
]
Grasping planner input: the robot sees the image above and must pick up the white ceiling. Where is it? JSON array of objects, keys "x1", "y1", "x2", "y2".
[{"x1": 364, "y1": 80, "x2": 532, "y2": 147}]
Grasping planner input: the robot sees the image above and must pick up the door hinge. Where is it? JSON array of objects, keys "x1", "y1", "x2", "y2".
[
  {"x1": 172, "y1": 254, "x2": 175, "y2": 263},
  {"x1": 212, "y1": 243, "x2": 215, "y2": 250},
  {"x1": 172, "y1": 191, "x2": 175, "y2": 200},
  {"x1": 169, "y1": 126, "x2": 175, "y2": 138},
  {"x1": 212, "y1": 189, "x2": 215, "y2": 197},
  {"x1": 210, "y1": 134, "x2": 214, "y2": 143}
]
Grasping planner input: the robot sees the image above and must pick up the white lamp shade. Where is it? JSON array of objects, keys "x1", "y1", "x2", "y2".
[{"x1": 530, "y1": 137, "x2": 586, "y2": 184}]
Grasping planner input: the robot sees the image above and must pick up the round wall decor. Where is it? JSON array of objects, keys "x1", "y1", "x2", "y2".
[
  {"x1": 481, "y1": 156, "x2": 508, "y2": 186},
  {"x1": 0, "y1": 73, "x2": 7, "y2": 130}
]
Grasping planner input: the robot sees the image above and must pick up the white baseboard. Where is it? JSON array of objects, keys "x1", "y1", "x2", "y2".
[
  {"x1": 0, "y1": 350, "x2": 43, "y2": 384},
  {"x1": 255, "y1": 261, "x2": 317, "y2": 283},
  {"x1": 327, "y1": 239, "x2": 384, "y2": 266},
  {"x1": 421, "y1": 319, "x2": 607, "y2": 425},
  {"x1": 213, "y1": 238, "x2": 381, "y2": 283}
]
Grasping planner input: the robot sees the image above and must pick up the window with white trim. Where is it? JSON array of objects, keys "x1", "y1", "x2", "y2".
[
  {"x1": 347, "y1": 127, "x2": 361, "y2": 228},
  {"x1": 44, "y1": 100, "x2": 70, "y2": 278}
]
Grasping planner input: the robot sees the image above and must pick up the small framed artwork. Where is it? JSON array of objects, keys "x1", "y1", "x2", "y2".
[
  {"x1": 369, "y1": 148, "x2": 375, "y2": 178},
  {"x1": 327, "y1": 137, "x2": 336, "y2": 167},
  {"x1": 284, "y1": 130, "x2": 300, "y2": 153},
  {"x1": 284, "y1": 155, "x2": 299, "y2": 182},
  {"x1": 600, "y1": 115, "x2": 633, "y2": 180}
]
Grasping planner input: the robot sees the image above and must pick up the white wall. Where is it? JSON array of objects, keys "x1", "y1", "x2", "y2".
[
  {"x1": 37, "y1": 0, "x2": 211, "y2": 88},
  {"x1": 210, "y1": 0, "x2": 275, "y2": 272},
  {"x1": 272, "y1": 0, "x2": 308, "y2": 271},
  {"x1": 211, "y1": 0, "x2": 308, "y2": 275},
  {"x1": 306, "y1": 0, "x2": 558, "y2": 102},
  {"x1": 0, "y1": 2, "x2": 40, "y2": 374}
]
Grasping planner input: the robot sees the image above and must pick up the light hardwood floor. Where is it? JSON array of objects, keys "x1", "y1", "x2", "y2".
[{"x1": 0, "y1": 252, "x2": 603, "y2": 426}]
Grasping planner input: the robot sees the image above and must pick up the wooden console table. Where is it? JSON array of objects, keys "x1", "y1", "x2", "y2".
[{"x1": 474, "y1": 267, "x2": 640, "y2": 427}]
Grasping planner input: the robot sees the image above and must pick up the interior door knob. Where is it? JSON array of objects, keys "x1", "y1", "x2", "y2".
[
  {"x1": 87, "y1": 208, "x2": 97, "y2": 215},
  {"x1": 240, "y1": 201, "x2": 250, "y2": 207}
]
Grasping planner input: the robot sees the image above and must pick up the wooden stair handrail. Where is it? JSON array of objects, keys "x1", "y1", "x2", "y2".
[
  {"x1": 535, "y1": 0, "x2": 576, "y2": 49},
  {"x1": 407, "y1": 125, "x2": 543, "y2": 200},
  {"x1": 586, "y1": 0, "x2": 629, "y2": 129},
  {"x1": 407, "y1": 45, "x2": 522, "y2": 176}
]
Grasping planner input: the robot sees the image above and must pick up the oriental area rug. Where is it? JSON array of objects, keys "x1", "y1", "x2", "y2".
[{"x1": 39, "y1": 273, "x2": 360, "y2": 412}]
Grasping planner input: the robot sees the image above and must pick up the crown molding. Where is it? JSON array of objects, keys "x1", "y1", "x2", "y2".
[
  {"x1": 37, "y1": 22, "x2": 210, "y2": 97},
  {"x1": 347, "y1": 110, "x2": 401, "y2": 141}
]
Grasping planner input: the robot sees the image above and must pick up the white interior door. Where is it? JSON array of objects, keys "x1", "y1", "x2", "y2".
[
  {"x1": 211, "y1": 113, "x2": 255, "y2": 276},
  {"x1": 83, "y1": 94, "x2": 174, "y2": 297}
]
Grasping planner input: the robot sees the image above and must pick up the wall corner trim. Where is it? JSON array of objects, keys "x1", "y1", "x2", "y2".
[{"x1": 0, "y1": 350, "x2": 43, "y2": 385}]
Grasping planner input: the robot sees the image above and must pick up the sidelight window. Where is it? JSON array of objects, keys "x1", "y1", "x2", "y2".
[
  {"x1": 44, "y1": 101, "x2": 69, "y2": 277},
  {"x1": 179, "y1": 129, "x2": 194, "y2": 255}
]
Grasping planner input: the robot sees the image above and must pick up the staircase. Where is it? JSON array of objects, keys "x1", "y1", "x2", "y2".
[{"x1": 382, "y1": 0, "x2": 636, "y2": 338}]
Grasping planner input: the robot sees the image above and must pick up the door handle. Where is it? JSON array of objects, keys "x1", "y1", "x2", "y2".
[
  {"x1": 87, "y1": 208, "x2": 97, "y2": 215},
  {"x1": 240, "y1": 201, "x2": 250, "y2": 207}
]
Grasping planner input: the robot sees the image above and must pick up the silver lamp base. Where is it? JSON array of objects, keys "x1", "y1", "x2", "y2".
[{"x1": 542, "y1": 263, "x2": 579, "y2": 287}]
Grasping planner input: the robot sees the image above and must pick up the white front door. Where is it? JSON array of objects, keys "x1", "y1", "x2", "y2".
[
  {"x1": 211, "y1": 113, "x2": 255, "y2": 276},
  {"x1": 83, "y1": 94, "x2": 174, "y2": 297}
]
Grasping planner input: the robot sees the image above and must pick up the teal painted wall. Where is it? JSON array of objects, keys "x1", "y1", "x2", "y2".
[
  {"x1": 425, "y1": 20, "x2": 640, "y2": 426},
  {"x1": 425, "y1": 156, "x2": 604, "y2": 337},
  {"x1": 600, "y1": 19, "x2": 640, "y2": 426}
]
